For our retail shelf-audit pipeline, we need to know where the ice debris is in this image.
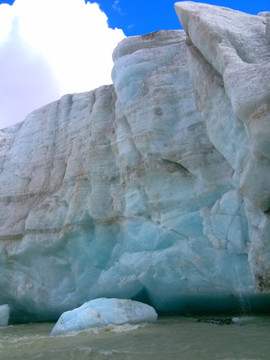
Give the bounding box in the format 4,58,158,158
50,298,157,336
0,304,10,326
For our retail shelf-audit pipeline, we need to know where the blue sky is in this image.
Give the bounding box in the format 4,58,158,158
93,0,269,35
0,0,268,35
0,0,269,129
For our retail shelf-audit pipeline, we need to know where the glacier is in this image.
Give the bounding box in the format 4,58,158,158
50,298,157,336
0,3,270,322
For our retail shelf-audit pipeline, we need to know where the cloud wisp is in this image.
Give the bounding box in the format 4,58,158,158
112,0,123,14
0,0,125,129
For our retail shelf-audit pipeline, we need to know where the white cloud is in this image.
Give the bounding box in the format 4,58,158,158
0,0,125,129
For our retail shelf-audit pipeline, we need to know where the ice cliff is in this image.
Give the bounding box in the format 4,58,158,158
0,2,270,322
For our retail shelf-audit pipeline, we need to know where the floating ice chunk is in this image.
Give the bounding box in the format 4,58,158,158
51,298,157,336
0,304,10,326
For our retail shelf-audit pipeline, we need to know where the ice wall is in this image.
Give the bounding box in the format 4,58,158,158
0,4,269,322
175,1,270,293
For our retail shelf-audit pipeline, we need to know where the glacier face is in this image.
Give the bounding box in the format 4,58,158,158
0,6,269,322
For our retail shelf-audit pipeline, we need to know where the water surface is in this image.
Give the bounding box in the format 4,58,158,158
1,316,270,359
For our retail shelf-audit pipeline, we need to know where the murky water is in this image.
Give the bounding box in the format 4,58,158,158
1,316,270,359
